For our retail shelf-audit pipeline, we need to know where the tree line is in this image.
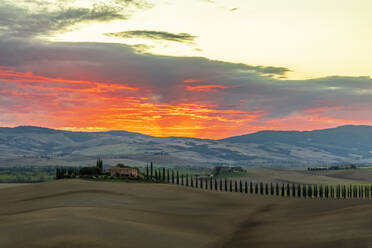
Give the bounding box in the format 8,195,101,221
55,159,103,179
56,161,372,199
145,163,372,199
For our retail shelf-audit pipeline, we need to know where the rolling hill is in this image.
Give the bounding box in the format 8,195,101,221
1,180,372,248
1,125,372,168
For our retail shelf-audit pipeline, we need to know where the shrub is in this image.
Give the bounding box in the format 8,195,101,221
80,166,101,176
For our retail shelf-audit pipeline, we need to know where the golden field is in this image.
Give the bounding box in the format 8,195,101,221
0,179,372,247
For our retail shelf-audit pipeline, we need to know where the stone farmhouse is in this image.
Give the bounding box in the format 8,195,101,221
106,165,143,178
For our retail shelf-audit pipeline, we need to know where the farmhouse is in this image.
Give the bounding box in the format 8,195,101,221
106,164,142,178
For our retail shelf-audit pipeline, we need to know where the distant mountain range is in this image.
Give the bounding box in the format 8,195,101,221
1,125,372,168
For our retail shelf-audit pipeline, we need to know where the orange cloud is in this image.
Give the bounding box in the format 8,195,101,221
183,79,203,83
185,84,229,92
1,67,371,139
0,67,261,139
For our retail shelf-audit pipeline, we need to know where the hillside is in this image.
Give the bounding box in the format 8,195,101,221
1,180,372,248
1,125,372,167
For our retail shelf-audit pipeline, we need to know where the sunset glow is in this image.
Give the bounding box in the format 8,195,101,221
0,0,372,138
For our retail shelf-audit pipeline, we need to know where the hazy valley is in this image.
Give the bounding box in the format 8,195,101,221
1,125,372,168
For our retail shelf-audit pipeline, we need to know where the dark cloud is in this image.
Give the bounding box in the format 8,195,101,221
0,0,150,38
106,30,197,43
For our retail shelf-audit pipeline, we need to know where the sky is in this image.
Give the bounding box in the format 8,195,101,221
0,0,371,139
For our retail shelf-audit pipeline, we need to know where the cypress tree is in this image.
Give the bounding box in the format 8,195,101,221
366,185,369,198
215,179,218,191
260,182,263,195
292,184,296,198
210,177,213,191
303,184,307,199
265,183,269,195
281,184,285,197
332,185,335,199
200,176,203,189
250,182,253,194
225,179,228,192
287,184,290,197
155,170,158,181
96,159,103,174
239,180,243,193
186,174,189,186
346,185,349,199
150,162,153,180
351,185,354,198
163,168,166,182
171,170,175,184
275,183,279,196
234,181,237,193
354,185,357,199
297,184,301,198
167,169,170,183
190,176,194,187
195,176,199,188
230,180,233,192
245,181,248,193
342,185,346,199
255,183,259,194
358,185,362,199
308,185,313,199
181,174,184,185
146,165,149,180
270,183,274,195
220,179,223,191
176,171,179,185
366,185,369,199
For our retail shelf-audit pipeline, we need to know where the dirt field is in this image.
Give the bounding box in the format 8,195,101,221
1,179,372,248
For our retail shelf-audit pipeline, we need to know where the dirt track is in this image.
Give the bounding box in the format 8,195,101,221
0,179,372,248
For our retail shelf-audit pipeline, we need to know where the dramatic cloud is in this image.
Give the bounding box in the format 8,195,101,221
105,30,197,43
0,38,371,138
0,0,150,38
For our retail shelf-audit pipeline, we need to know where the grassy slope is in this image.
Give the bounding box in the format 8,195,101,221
0,180,372,247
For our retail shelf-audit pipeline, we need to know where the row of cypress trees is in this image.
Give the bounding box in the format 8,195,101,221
56,167,80,179
146,165,372,199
